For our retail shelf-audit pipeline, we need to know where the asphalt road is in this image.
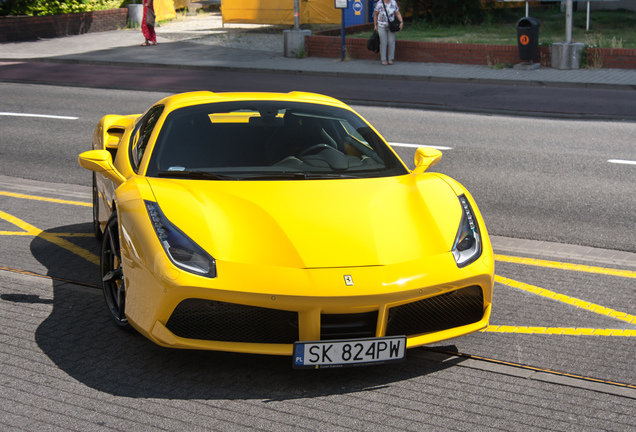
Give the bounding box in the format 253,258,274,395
363,105,636,253
1,81,636,430
1,60,636,120
2,83,635,252
1,157,635,431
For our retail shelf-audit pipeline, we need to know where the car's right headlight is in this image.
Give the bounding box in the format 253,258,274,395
145,201,217,278
451,195,482,268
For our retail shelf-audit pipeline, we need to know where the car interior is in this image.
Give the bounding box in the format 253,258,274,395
147,102,406,178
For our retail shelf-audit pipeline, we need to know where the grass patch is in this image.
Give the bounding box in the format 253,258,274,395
350,7,636,49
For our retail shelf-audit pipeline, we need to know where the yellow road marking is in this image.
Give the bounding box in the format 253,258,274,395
0,210,99,265
495,254,636,278
0,191,91,207
482,326,636,336
495,274,636,325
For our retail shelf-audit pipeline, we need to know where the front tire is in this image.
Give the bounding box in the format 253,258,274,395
101,213,130,330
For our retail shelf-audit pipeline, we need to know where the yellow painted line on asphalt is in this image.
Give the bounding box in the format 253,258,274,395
0,210,99,265
495,254,636,278
0,191,91,207
482,326,636,336
495,274,636,325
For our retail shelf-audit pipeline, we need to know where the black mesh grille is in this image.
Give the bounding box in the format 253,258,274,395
165,299,299,344
321,311,378,340
386,286,484,337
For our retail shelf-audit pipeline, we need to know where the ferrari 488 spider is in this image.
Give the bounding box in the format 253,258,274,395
79,91,493,368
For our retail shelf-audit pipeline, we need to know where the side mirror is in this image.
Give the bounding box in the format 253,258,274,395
78,150,126,185
412,147,442,174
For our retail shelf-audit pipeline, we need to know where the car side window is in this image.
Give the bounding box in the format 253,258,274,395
130,105,164,173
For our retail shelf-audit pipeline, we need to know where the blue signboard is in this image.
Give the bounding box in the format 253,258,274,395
344,0,368,24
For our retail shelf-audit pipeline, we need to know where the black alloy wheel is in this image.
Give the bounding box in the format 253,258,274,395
101,213,130,329
92,173,103,242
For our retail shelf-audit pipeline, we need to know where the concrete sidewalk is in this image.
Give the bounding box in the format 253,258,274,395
0,13,635,90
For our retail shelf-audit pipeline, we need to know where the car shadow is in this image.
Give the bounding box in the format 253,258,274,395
30,221,101,287
30,223,467,400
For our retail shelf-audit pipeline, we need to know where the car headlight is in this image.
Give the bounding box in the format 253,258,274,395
145,201,217,278
452,195,482,268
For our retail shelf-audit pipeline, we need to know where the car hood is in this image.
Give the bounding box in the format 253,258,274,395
146,175,462,269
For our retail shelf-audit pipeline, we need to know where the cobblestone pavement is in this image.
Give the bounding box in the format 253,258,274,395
2,269,635,431
1,177,635,431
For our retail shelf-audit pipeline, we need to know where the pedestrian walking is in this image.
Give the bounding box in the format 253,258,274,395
373,0,403,65
141,0,157,46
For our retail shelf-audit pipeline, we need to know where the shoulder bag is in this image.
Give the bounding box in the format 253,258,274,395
382,1,401,33
146,8,156,27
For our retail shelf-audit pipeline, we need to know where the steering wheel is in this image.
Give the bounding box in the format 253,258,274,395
298,143,333,158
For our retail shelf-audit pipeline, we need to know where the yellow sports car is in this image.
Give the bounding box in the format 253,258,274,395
79,91,493,369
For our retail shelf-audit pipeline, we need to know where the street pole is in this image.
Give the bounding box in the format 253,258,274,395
294,0,300,31
341,8,345,61
565,0,573,43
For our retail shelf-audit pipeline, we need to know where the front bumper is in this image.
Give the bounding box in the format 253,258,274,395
123,252,494,356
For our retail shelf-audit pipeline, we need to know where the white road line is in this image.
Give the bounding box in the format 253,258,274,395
0,112,78,120
389,142,453,150
608,159,636,166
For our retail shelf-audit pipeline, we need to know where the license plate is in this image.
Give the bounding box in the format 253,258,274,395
293,336,406,369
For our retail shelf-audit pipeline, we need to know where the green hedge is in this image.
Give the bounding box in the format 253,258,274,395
399,0,508,26
0,0,127,16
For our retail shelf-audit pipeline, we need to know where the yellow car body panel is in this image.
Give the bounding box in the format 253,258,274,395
146,174,457,268
117,172,493,355
79,91,495,360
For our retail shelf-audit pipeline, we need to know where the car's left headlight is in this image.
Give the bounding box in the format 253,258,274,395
145,201,217,278
452,195,482,268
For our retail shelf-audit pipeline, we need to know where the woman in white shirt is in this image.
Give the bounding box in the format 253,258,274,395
373,0,403,65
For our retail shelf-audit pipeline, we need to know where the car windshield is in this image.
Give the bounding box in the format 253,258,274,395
146,101,408,179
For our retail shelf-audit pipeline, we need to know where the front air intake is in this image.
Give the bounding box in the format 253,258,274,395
386,286,484,337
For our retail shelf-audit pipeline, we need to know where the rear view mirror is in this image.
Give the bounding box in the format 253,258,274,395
249,116,284,127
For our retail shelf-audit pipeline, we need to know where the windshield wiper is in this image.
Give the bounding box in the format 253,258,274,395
240,173,361,180
156,170,239,180
303,173,361,179
237,173,309,180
